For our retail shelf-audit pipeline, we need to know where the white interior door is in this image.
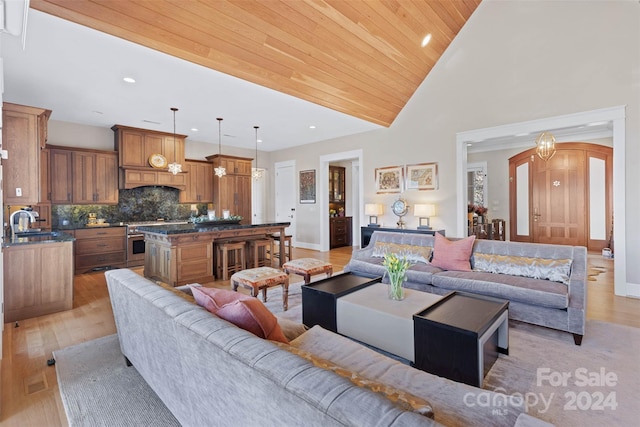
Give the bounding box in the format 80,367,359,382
251,168,266,224
275,161,296,244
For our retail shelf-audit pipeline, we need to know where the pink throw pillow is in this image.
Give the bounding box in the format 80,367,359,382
430,233,476,271
190,286,288,344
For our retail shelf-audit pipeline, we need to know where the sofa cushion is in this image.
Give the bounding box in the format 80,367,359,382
190,286,289,343
430,234,475,271
274,341,434,419
372,242,432,264
431,271,569,309
473,253,572,285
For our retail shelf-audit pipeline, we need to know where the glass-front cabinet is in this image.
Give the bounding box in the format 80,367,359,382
329,166,345,203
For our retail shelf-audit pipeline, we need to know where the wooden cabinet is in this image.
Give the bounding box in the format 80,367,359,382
72,151,118,204
74,227,126,273
49,149,73,203
119,168,187,190
330,216,352,248
32,204,52,230
3,241,74,322
180,160,213,203
146,241,173,284
329,166,346,203
206,155,253,224
177,242,213,283
112,125,186,169
2,102,51,205
40,148,51,203
47,146,118,204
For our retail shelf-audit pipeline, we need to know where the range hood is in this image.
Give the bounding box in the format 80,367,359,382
120,168,187,191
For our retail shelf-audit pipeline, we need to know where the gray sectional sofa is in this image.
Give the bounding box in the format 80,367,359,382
105,268,550,427
345,231,587,345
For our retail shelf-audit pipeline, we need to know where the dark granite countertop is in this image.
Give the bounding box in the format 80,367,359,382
137,222,290,235
2,231,76,248
55,223,127,231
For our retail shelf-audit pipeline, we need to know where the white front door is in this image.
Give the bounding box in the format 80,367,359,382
275,161,296,245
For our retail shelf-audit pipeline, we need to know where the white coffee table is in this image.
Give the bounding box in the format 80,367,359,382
336,283,442,361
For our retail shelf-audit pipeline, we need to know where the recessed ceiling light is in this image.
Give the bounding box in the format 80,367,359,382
191,128,199,132
257,139,263,143
309,125,316,129
421,34,432,47
467,143,473,146
123,77,136,83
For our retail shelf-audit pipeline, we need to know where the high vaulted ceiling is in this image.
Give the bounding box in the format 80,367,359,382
31,0,481,128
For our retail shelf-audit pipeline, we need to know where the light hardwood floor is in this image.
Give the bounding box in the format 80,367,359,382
1,247,637,426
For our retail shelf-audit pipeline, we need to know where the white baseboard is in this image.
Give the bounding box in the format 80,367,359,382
625,281,640,298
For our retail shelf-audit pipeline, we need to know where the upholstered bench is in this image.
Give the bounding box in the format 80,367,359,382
230,267,289,311
283,258,333,284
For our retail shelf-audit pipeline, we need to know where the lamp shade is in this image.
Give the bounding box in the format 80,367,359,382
365,204,383,216
414,204,435,218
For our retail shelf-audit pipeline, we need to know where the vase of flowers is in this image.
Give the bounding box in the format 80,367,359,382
382,253,412,301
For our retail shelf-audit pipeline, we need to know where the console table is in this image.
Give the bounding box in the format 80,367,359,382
360,226,445,248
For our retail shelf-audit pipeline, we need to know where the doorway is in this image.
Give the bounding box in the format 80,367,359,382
509,144,612,249
456,105,628,296
274,161,296,245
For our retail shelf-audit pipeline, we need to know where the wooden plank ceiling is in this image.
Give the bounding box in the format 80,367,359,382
31,0,481,127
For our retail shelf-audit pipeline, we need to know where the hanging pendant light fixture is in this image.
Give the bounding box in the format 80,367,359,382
214,117,226,177
535,131,557,161
252,125,263,180
167,107,182,175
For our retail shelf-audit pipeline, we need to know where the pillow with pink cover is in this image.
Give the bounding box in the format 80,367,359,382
430,233,476,271
190,286,288,344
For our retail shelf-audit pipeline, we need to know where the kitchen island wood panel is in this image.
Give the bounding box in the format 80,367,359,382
139,222,290,286
3,240,74,322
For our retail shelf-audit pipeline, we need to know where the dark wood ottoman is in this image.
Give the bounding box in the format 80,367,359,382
413,291,509,387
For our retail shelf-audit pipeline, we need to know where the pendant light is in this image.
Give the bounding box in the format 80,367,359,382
535,131,557,161
167,107,182,175
252,125,263,180
214,117,226,177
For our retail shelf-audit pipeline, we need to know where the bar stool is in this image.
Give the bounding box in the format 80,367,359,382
215,240,246,281
247,238,273,268
270,233,293,262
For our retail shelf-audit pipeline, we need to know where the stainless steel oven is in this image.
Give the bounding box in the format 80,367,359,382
127,233,146,267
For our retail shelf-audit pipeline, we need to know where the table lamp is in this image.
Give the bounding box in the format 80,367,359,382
414,204,435,229
364,203,383,227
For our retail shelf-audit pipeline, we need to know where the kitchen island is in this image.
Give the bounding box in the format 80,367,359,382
3,231,76,322
137,222,291,286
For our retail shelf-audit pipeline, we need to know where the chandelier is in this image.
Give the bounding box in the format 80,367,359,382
252,125,263,180
535,131,557,161
167,107,182,175
214,117,226,177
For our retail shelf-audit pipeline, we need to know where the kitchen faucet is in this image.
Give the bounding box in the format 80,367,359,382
9,209,38,236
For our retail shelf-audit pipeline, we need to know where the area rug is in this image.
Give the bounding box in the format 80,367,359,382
54,334,180,427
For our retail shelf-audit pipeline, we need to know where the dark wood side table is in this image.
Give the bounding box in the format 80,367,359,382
413,291,509,387
302,273,381,332
360,226,445,248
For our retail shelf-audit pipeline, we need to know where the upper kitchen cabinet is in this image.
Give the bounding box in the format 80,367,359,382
180,160,213,203
112,125,186,169
47,146,118,204
72,150,118,204
2,102,51,205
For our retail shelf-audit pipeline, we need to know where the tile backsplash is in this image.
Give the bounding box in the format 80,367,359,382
52,187,207,226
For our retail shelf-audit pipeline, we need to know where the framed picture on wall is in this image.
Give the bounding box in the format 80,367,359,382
299,169,316,203
375,165,403,194
406,162,438,190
